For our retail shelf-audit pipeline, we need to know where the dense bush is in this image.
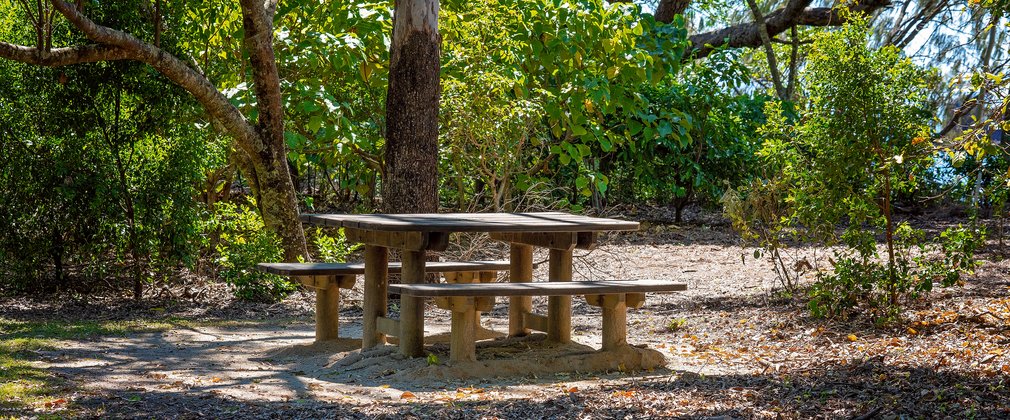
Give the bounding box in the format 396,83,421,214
726,17,985,321
613,50,766,221
0,58,206,295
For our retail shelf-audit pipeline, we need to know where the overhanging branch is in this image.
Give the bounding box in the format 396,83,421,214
688,0,892,59
14,0,267,157
0,42,130,66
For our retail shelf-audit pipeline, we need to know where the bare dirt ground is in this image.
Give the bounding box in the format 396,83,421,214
4,208,1010,419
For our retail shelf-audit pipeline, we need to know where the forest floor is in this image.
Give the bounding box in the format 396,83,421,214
3,207,1010,419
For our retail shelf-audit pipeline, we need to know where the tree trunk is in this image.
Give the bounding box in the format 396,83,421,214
655,0,691,23
252,154,307,262
383,0,441,214
237,0,308,262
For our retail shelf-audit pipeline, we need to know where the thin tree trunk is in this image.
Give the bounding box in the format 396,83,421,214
383,0,441,214
747,0,788,101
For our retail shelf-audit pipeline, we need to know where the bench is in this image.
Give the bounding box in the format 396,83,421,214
388,280,687,362
256,260,510,341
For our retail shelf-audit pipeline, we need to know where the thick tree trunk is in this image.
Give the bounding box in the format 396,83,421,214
655,0,691,23
383,0,441,214
238,1,308,262
252,154,307,262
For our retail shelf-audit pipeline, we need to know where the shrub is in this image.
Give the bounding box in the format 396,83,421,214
310,228,360,263
808,224,985,321
206,199,293,302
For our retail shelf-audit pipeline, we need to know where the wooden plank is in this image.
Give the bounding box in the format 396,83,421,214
476,271,496,311
315,282,340,341
600,294,628,350
292,275,319,289
300,212,640,233
548,248,573,343
576,231,598,250
626,292,646,309
376,316,400,337
257,260,509,276
399,249,426,358
508,244,533,336
585,292,646,309
362,245,388,348
388,280,688,297
489,232,578,250
523,312,549,332
344,227,431,251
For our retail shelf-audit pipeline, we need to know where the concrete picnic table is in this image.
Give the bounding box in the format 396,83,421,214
299,212,640,357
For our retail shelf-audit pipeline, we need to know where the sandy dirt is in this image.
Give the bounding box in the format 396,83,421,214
6,210,1010,418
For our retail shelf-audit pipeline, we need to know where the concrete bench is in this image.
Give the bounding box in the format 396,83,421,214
256,260,510,341
388,280,687,362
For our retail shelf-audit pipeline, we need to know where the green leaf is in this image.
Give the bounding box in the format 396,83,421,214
307,115,323,133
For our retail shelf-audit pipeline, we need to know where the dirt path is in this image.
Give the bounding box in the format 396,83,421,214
8,222,1010,418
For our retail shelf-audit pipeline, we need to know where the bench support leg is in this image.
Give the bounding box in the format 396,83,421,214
548,248,573,343
450,300,477,362
315,279,340,341
400,249,426,357
363,245,388,348
508,244,534,336
600,294,628,351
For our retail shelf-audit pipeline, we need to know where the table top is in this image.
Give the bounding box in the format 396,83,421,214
299,212,639,233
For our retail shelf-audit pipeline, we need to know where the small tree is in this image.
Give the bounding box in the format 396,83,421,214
748,16,983,320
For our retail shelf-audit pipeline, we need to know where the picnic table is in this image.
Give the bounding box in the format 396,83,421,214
299,212,642,358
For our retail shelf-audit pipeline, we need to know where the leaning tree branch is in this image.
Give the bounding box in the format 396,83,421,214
0,42,130,65
24,0,268,158
688,0,892,59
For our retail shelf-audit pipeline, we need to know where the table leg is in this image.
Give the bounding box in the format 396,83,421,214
399,249,426,357
547,247,573,343
363,245,388,348
450,298,477,362
509,244,533,336
601,294,628,350
315,278,340,341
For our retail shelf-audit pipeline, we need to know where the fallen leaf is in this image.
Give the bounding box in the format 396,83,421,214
401,391,417,399
847,334,858,342
211,377,223,383
43,398,67,408
567,387,579,393
907,327,918,335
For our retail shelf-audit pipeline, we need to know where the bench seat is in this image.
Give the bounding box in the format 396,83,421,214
255,260,510,342
388,280,687,362
389,280,687,297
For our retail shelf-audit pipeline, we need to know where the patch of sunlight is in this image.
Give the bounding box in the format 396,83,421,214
0,317,268,341
0,342,64,414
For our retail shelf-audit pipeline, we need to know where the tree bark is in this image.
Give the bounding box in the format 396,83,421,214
655,0,691,24
0,1,308,262
383,0,441,214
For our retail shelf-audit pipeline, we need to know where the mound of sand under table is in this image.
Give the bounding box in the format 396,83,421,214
263,333,665,390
